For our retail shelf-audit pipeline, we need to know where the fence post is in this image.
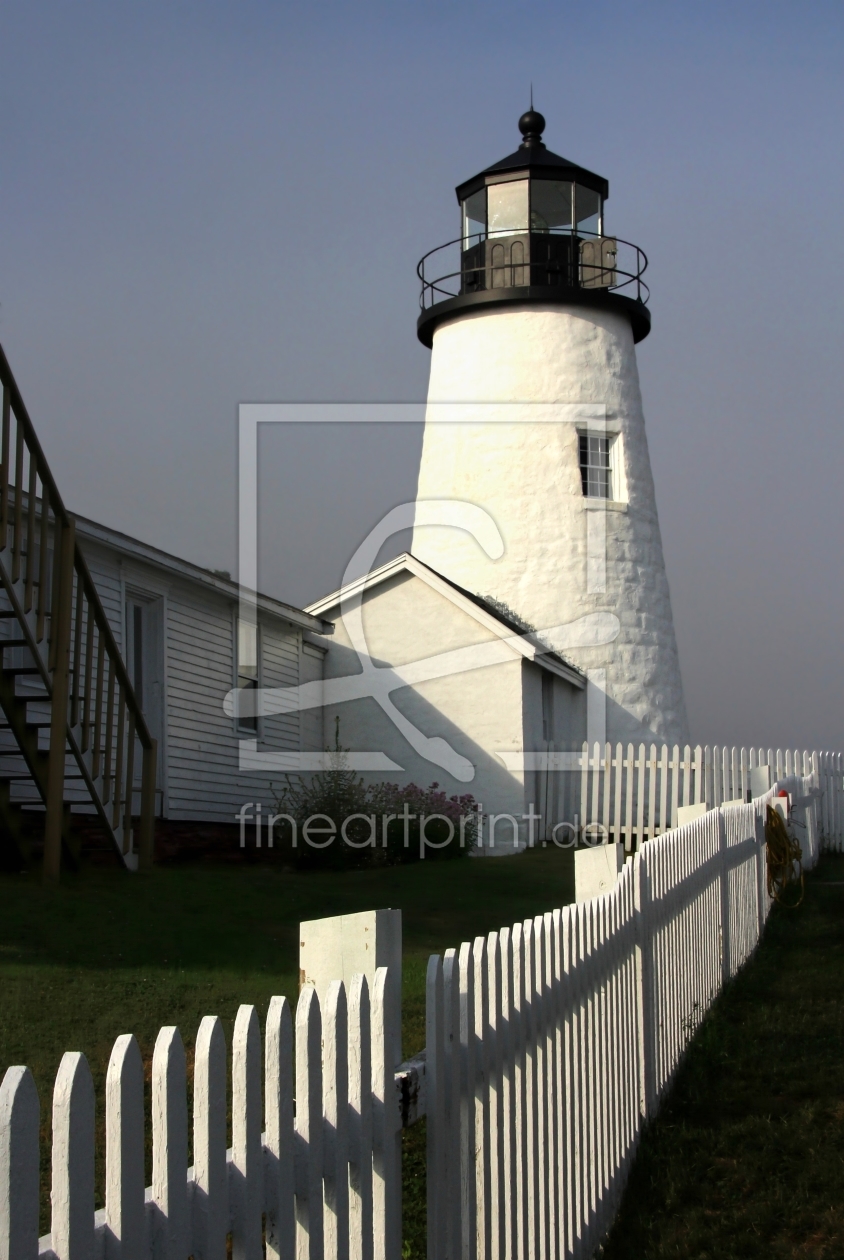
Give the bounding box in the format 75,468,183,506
0,1066,40,1260
105,1034,145,1260
43,516,75,882
51,1051,95,1260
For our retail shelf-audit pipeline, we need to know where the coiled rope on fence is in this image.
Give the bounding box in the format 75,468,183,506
765,803,804,907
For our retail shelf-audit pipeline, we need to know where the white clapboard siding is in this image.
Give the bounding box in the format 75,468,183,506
3,969,399,1260
424,762,820,1260
82,534,311,826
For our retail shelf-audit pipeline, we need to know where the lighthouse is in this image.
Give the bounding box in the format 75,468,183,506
411,109,689,748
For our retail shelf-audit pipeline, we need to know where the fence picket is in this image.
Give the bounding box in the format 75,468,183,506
193,1016,227,1260
650,745,660,846
232,1006,263,1260
426,957,445,1260
295,986,324,1260
486,932,504,1260
472,936,490,1260
323,982,349,1260
265,996,295,1260
440,955,460,1260
0,1066,40,1260
612,743,623,849
510,925,527,1260
105,1034,145,1260
372,967,400,1260
634,745,646,843
347,977,373,1260
458,941,477,1260
151,1027,188,1260
51,1052,95,1260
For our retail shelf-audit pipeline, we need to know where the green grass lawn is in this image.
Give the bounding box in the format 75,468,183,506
0,846,574,1242
603,853,844,1260
5,848,840,1257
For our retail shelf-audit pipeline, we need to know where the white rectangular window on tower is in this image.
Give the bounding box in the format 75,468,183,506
579,433,612,499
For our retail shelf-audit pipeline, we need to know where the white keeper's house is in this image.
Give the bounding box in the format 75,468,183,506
72,514,332,828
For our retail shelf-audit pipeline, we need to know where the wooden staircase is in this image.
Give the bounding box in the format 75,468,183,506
0,345,156,877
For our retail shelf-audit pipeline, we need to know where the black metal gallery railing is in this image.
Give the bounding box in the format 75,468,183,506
417,227,649,312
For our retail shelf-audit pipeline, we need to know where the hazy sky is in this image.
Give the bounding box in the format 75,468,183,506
2,2,843,751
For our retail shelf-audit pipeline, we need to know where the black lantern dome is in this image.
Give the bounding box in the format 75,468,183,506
416,111,650,347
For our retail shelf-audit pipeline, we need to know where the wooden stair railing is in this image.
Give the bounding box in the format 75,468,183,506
0,344,156,877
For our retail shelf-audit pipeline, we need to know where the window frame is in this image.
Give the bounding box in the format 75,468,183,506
577,427,626,503
234,613,262,737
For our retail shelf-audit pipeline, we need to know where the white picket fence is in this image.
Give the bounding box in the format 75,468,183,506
423,773,825,1259
0,756,838,1260
0,973,402,1260
565,744,843,848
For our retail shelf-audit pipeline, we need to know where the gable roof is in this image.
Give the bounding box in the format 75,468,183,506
306,552,585,689
74,513,332,635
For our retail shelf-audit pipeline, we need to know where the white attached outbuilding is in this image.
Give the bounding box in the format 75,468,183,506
306,553,586,850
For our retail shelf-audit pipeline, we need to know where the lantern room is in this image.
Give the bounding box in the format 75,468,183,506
417,110,650,347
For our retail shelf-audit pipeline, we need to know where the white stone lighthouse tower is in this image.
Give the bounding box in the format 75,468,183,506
412,109,689,747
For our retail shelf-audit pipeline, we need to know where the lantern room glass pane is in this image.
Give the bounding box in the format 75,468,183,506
462,190,486,245
530,180,573,232
487,179,529,236
575,185,601,236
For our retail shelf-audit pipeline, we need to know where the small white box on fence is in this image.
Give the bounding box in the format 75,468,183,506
676,801,709,827
574,841,624,902
750,764,772,798
721,798,746,810
299,908,403,1067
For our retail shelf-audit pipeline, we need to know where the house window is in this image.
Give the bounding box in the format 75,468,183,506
579,434,612,499
236,617,260,734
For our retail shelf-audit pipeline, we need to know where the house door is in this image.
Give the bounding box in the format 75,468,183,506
125,593,165,811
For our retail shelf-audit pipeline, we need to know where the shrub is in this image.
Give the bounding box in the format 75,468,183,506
271,728,479,870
